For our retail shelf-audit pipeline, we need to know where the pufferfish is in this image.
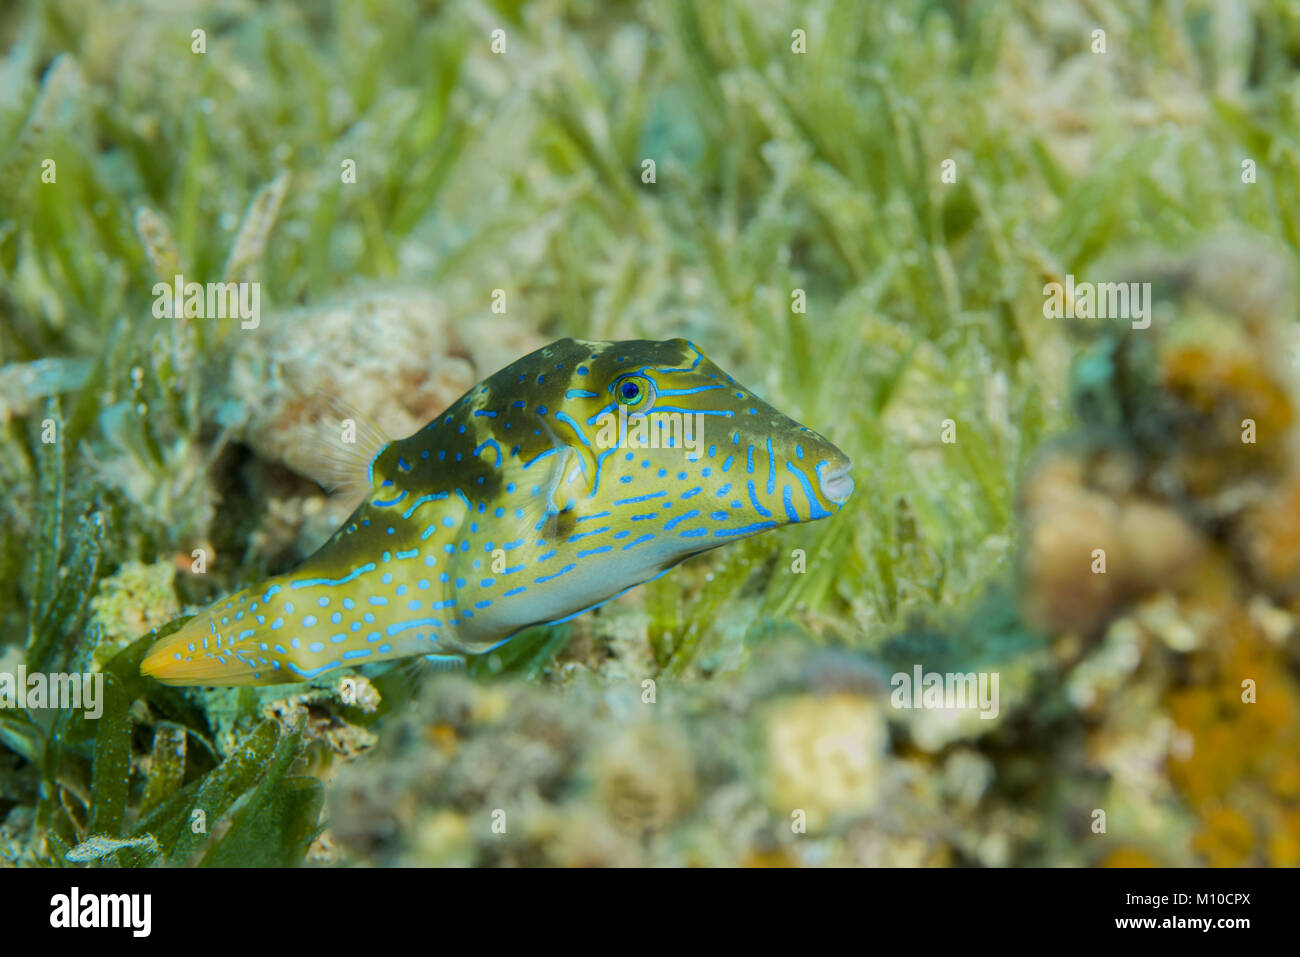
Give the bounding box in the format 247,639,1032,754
141,338,854,686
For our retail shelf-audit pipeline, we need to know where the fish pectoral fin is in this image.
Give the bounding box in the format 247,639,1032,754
510,440,586,543
538,416,601,503
549,411,600,500
561,443,599,502
296,389,393,496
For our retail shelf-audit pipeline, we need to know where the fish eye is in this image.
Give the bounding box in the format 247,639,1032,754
612,374,656,411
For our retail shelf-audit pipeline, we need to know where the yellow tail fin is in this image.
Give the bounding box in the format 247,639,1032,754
141,605,281,687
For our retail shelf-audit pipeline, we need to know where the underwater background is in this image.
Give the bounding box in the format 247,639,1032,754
1,0,1299,867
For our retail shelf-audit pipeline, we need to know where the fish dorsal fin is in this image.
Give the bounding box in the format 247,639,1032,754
297,390,392,495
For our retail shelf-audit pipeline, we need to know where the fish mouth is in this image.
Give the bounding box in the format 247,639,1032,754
817,462,855,505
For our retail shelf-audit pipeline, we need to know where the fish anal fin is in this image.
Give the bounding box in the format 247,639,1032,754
422,653,466,672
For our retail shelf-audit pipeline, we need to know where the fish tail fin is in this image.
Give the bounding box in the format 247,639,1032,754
140,594,285,687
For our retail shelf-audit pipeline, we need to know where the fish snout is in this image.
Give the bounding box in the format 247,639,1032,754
817,457,855,506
